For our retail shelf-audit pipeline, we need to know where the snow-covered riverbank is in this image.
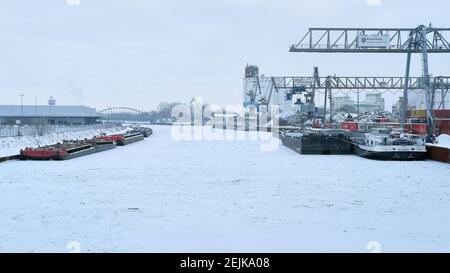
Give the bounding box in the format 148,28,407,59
0,125,449,252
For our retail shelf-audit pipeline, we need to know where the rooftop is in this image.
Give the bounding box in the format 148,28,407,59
0,105,99,118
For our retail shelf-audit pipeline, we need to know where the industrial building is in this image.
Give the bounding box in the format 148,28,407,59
243,65,314,114
334,95,355,111
357,93,385,113
0,98,99,126
333,93,385,113
407,89,450,110
392,97,405,118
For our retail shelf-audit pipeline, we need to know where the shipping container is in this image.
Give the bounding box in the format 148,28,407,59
412,123,428,135
342,121,358,132
434,110,450,119
409,110,427,118
407,110,450,119
436,119,450,135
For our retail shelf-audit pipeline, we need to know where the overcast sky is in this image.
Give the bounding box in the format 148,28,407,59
0,0,449,111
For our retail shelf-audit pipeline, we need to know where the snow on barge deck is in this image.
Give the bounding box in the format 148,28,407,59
97,132,144,146
19,139,116,161
129,126,153,137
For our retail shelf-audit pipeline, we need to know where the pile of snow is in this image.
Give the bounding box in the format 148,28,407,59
333,112,344,122
333,112,354,123
0,125,129,157
434,134,450,149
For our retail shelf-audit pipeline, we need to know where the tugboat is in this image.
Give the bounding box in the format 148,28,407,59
352,128,427,160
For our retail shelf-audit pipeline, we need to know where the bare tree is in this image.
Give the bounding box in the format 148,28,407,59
157,102,182,119
35,118,48,136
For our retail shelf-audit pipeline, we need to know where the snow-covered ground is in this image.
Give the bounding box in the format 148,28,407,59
0,125,128,157
0,125,449,253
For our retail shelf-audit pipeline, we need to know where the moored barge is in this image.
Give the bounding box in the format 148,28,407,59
97,132,144,146
280,129,355,155
129,126,153,137
20,139,116,161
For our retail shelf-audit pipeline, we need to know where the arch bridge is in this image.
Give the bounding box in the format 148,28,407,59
98,107,148,122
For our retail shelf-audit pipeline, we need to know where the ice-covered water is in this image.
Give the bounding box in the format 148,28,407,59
0,125,449,252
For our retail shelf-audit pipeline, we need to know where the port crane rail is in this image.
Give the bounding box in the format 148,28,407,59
274,75,450,124
290,27,450,53
273,76,450,90
251,75,449,115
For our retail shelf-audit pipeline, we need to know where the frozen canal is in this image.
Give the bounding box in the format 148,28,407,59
1,125,450,253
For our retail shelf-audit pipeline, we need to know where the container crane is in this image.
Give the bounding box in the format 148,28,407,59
289,25,450,141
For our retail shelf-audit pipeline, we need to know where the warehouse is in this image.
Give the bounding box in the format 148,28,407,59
0,104,99,125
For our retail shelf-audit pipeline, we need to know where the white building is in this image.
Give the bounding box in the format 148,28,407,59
355,93,385,113
334,95,355,110
408,89,450,110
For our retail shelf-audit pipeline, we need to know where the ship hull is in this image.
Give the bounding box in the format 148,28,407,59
280,134,353,155
353,145,427,160
116,134,145,146
20,141,117,161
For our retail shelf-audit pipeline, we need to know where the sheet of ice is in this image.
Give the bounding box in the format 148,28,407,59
0,125,449,253
0,126,129,157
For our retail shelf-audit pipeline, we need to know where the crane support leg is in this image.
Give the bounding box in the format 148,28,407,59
401,51,411,133
323,83,328,127
419,26,434,139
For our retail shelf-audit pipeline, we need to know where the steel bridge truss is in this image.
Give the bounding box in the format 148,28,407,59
98,107,146,122
290,27,450,53
272,76,450,90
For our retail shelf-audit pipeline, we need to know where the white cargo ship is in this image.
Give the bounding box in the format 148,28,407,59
353,129,427,160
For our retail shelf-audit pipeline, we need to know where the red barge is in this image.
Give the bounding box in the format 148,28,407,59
97,132,144,146
19,127,150,161
20,139,116,161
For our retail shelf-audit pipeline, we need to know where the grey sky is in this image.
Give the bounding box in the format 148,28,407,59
1,0,449,111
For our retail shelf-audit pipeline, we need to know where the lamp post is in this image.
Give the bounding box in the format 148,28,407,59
20,94,24,125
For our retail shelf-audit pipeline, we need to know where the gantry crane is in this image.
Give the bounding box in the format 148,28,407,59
271,74,449,123
289,25,450,140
